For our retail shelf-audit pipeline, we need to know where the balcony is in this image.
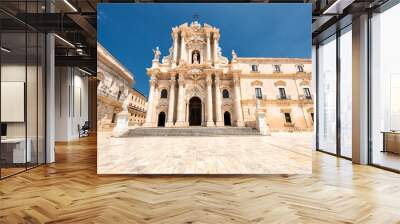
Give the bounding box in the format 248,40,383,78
299,94,312,100
284,122,295,128
276,94,291,100
253,94,267,100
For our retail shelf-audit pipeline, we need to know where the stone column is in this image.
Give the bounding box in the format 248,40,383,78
206,33,211,63
143,76,157,127
206,74,214,127
175,77,186,127
214,75,223,126
173,33,178,64
180,35,186,64
166,75,176,127
233,74,244,127
213,34,219,65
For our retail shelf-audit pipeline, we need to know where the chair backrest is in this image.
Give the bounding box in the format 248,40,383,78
82,121,90,129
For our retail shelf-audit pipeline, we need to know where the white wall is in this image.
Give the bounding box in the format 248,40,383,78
54,67,89,141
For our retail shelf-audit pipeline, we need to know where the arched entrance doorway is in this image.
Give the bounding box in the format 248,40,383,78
157,112,166,127
224,111,231,126
189,97,202,126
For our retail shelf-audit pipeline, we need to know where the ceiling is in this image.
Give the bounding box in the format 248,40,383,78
0,0,392,73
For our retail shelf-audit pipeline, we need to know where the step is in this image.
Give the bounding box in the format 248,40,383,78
125,127,260,137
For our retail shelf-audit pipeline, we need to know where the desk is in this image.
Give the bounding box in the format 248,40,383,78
1,138,31,163
382,131,400,154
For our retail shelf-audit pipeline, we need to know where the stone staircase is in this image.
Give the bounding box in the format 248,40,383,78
125,127,260,137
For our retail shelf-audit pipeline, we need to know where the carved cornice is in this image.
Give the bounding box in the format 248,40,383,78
241,99,313,106
168,70,177,78
236,57,311,64
147,68,161,76
97,43,134,84
240,72,312,79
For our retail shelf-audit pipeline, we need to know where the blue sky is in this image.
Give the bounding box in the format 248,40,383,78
98,4,311,96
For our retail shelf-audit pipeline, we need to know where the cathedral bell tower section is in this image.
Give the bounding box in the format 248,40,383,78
169,21,222,67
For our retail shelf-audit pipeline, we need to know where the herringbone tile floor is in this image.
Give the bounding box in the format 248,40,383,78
1,135,400,223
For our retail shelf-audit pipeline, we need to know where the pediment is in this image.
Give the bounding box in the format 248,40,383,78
299,80,310,86
274,80,287,87
251,80,263,86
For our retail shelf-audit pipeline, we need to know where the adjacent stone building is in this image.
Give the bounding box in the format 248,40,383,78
143,21,313,132
97,43,147,131
128,88,147,126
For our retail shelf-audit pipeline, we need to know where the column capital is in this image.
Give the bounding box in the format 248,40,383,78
213,33,220,41
204,69,214,76
233,76,241,86
214,76,221,86
172,31,179,39
169,78,176,86
178,78,185,86
206,77,213,85
149,76,157,86
168,70,177,77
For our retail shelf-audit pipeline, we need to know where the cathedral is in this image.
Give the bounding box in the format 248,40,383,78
143,21,313,132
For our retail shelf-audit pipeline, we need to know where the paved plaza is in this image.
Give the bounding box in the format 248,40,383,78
97,132,312,174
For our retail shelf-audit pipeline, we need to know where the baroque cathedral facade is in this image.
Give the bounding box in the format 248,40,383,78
143,21,313,132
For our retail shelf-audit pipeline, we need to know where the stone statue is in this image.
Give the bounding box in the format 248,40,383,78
256,97,261,110
153,46,161,61
193,51,200,64
232,49,237,59
113,93,132,137
254,97,271,136
121,93,131,111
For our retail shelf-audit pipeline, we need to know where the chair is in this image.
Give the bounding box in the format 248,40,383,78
79,121,90,138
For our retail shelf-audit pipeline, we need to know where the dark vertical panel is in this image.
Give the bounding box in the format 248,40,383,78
0,21,2,179
315,45,319,150
336,28,341,157
24,0,28,171
367,11,373,165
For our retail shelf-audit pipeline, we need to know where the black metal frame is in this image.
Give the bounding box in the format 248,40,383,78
316,0,400,172
315,22,353,162
367,1,400,173
0,0,47,180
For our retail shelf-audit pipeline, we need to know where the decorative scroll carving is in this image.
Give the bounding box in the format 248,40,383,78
185,84,206,101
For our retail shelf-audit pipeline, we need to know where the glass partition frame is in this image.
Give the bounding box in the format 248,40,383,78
316,24,353,160
0,1,47,179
